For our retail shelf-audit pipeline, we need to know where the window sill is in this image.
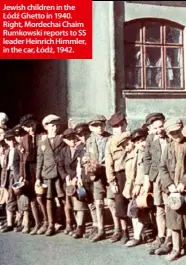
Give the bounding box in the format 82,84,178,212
122,90,186,98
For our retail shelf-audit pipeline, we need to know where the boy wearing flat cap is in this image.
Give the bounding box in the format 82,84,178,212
84,114,111,242
0,130,20,232
60,128,89,237
105,112,131,244
160,118,186,261
124,127,148,247
36,114,65,236
143,112,173,255
19,113,47,235
74,123,99,239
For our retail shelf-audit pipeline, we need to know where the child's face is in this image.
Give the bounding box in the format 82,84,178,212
15,136,21,143
77,131,90,144
46,123,60,135
149,120,165,138
168,129,184,143
125,140,135,152
135,139,146,151
112,121,127,135
89,123,105,136
23,123,36,135
64,135,77,147
5,138,14,147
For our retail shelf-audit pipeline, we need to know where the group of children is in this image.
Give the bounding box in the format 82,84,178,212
0,111,186,262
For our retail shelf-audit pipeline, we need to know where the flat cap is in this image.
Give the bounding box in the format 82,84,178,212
12,124,26,136
145,112,165,126
0,113,8,122
74,123,90,134
131,127,148,142
4,129,15,140
89,115,106,125
108,112,126,127
116,131,131,147
42,114,61,126
62,128,77,138
20,113,36,127
164,118,183,133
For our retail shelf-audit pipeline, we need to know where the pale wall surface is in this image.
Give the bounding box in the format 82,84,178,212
67,1,117,126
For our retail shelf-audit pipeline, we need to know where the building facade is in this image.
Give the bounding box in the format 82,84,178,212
2,1,186,129
67,1,186,129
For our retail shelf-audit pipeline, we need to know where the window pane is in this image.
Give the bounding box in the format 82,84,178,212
125,67,142,89
145,47,162,88
146,47,162,66
166,68,182,88
145,22,161,43
166,26,182,44
166,48,182,67
124,46,141,67
124,23,141,43
146,67,163,88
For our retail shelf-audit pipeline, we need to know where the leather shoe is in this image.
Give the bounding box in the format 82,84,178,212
120,229,129,244
22,226,30,234
14,225,23,232
84,226,98,239
37,224,48,235
64,224,73,235
30,225,40,235
165,250,180,261
91,231,106,243
148,237,165,255
73,226,85,239
109,232,122,243
1,225,13,233
45,226,55,236
126,238,141,247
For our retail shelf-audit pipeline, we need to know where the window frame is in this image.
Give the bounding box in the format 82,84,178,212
123,18,185,92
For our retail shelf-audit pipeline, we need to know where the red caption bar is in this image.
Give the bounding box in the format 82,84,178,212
0,0,92,59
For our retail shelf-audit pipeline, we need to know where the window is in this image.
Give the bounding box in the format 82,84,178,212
124,19,184,90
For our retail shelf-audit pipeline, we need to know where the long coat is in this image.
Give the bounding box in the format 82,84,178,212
105,134,127,184
1,146,20,188
159,139,186,230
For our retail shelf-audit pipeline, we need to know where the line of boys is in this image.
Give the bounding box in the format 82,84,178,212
0,111,186,262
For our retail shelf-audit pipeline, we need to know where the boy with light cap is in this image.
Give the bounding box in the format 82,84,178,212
84,114,111,242
105,112,130,244
36,114,65,236
160,118,186,261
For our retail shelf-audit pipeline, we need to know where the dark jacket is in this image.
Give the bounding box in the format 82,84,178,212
36,135,65,180
20,133,41,180
143,134,155,176
144,134,170,182
59,143,85,181
1,145,20,188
